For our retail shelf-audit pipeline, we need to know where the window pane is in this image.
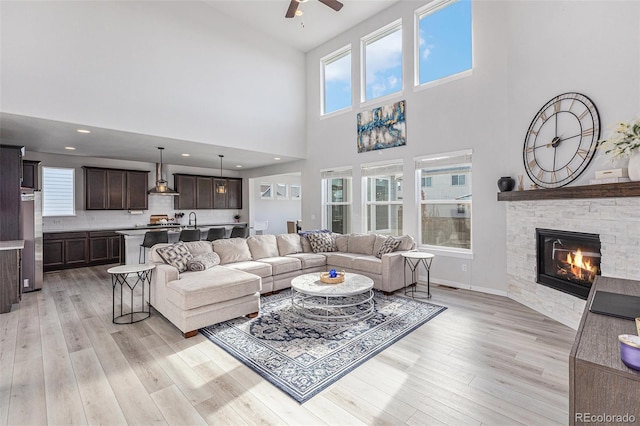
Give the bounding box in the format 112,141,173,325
364,26,402,101
421,167,471,200
327,205,350,234
418,0,472,85
43,167,75,216
421,203,471,249
330,178,348,203
375,178,389,202
366,204,402,235
323,51,352,114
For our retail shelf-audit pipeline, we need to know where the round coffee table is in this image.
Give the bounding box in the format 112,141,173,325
291,272,374,324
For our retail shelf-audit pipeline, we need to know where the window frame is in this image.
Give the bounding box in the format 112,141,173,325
321,168,353,234
361,160,403,236
416,150,473,257
360,19,403,105
42,166,76,217
321,44,353,117
413,0,473,90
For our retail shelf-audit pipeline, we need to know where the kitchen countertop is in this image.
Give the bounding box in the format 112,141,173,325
44,222,248,235
0,240,25,251
115,223,248,237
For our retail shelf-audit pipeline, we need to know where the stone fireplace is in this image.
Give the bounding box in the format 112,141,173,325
536,228,601,300
501,184,640,329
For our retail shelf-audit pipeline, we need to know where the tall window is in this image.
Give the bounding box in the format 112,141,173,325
321,168,352,234
362,21,403,102
417,151,471,251
362,161,403,236
322,46,352,115
415,0,472,86
42,167,75,216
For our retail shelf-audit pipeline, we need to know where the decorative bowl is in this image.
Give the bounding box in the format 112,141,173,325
618,334,640,371
320,271,345,284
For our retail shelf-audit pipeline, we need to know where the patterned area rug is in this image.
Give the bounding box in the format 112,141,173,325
200,289,447,403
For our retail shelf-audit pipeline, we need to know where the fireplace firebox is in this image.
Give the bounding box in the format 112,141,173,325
536,228,601,300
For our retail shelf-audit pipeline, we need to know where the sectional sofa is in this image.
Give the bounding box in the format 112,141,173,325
148,232,416,337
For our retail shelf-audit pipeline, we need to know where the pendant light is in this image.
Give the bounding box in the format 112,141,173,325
148,147,179,195
216,154,227,194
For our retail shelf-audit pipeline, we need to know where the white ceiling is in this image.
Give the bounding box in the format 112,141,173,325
1,0,400,170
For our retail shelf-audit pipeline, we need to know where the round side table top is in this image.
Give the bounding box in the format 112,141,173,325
401,251,435,260
107,263,156,275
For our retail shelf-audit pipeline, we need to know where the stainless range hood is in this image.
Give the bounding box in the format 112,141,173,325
148,147,179,196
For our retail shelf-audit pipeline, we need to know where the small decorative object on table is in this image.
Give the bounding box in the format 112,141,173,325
599,117,640,181
233,214,240,223
497,176,515,192
618,334,640,371
517,175,524,191
320,269,345,284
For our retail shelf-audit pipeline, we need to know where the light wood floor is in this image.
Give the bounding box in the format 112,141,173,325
0,265,576,426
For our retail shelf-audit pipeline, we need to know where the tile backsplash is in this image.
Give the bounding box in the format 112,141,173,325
43,195,240,231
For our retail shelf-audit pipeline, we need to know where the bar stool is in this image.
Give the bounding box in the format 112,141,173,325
230,225,249,238
139,230,168,263
206,227,226,241
179,229,201,242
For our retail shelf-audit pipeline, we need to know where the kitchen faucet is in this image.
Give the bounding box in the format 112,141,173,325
188,211,197,229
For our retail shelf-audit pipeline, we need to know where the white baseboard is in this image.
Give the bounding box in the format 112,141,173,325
426,279,508,297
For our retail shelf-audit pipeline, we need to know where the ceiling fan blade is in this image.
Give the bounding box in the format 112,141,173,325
285,0,299,18
318,0,344,12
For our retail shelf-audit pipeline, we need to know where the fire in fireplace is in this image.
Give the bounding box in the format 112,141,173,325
536,228,601,299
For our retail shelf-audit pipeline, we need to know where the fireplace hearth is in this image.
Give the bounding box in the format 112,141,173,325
536,228,601,300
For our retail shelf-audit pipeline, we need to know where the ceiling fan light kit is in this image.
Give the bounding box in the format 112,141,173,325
285,0,343,18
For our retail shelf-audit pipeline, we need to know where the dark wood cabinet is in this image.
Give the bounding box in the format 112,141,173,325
0,145,23,241
44,230,120,271
196,177,213,209
84,167,149,210
175,174,242,210
0,247,22,314
21,160,40,190
174,174,197,209
127,171,149,210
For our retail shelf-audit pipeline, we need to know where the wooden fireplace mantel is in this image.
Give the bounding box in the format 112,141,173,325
497,181,640,202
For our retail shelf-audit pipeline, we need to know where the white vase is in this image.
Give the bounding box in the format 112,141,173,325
629,151,640,181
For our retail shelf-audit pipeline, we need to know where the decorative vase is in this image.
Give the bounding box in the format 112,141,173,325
628,151,640,181
497,176,515,192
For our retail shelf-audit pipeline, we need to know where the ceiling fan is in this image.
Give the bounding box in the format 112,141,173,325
285,0,344,18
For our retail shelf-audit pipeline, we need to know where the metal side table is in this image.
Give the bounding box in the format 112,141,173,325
401,251,435,299
108,263,155,324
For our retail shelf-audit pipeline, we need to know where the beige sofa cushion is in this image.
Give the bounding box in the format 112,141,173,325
184,241,214,256
396,235,416,251
373,235,387,255
286,253,327,269
348,234,376,255
256,256,302,275
352,255,383,275
247,235,279,260
213,238,252,265
324,252,359,269
166,266,260,310
334,234,349,252
224,260,272,278
276,234,303,256
300,236,313,253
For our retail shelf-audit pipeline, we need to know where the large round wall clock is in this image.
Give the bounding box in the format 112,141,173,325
523,92,600,189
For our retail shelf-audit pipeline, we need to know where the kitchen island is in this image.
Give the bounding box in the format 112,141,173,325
116,223,248,265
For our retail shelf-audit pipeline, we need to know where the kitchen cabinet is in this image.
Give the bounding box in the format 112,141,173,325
0,243,23,314
174,174,242,210
88,231,121,264
174,174,196,209
21,160,40,190
84,167,149,210
0,145,23,241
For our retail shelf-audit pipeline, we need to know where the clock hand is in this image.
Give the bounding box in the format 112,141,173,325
559,133,581,142
545,136,562,148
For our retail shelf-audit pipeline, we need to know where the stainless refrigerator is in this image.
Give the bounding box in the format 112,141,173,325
20,190,43,292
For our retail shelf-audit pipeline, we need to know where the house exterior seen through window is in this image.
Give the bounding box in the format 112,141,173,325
417,151,472,251
416,0,472,86
321,168,352,234
362,161,403,236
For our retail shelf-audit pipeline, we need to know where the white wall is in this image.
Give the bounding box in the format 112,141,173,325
301,0,640,295
26,152,244,232
0,1,306,158
248,174,302,235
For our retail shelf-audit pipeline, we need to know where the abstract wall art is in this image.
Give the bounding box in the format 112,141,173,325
357,100,406,153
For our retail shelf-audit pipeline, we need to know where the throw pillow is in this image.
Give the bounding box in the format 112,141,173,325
187,252,220,272
306,232,337,253
276,233,303,256
376,237,401,258
156,242,193,272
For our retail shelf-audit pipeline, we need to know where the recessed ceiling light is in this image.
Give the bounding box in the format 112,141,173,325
295,10,303,16
296,0,308,3
65,146,76,150
274,157,281,160
181,153,190,157
76,129,91,134
235,165,243,168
